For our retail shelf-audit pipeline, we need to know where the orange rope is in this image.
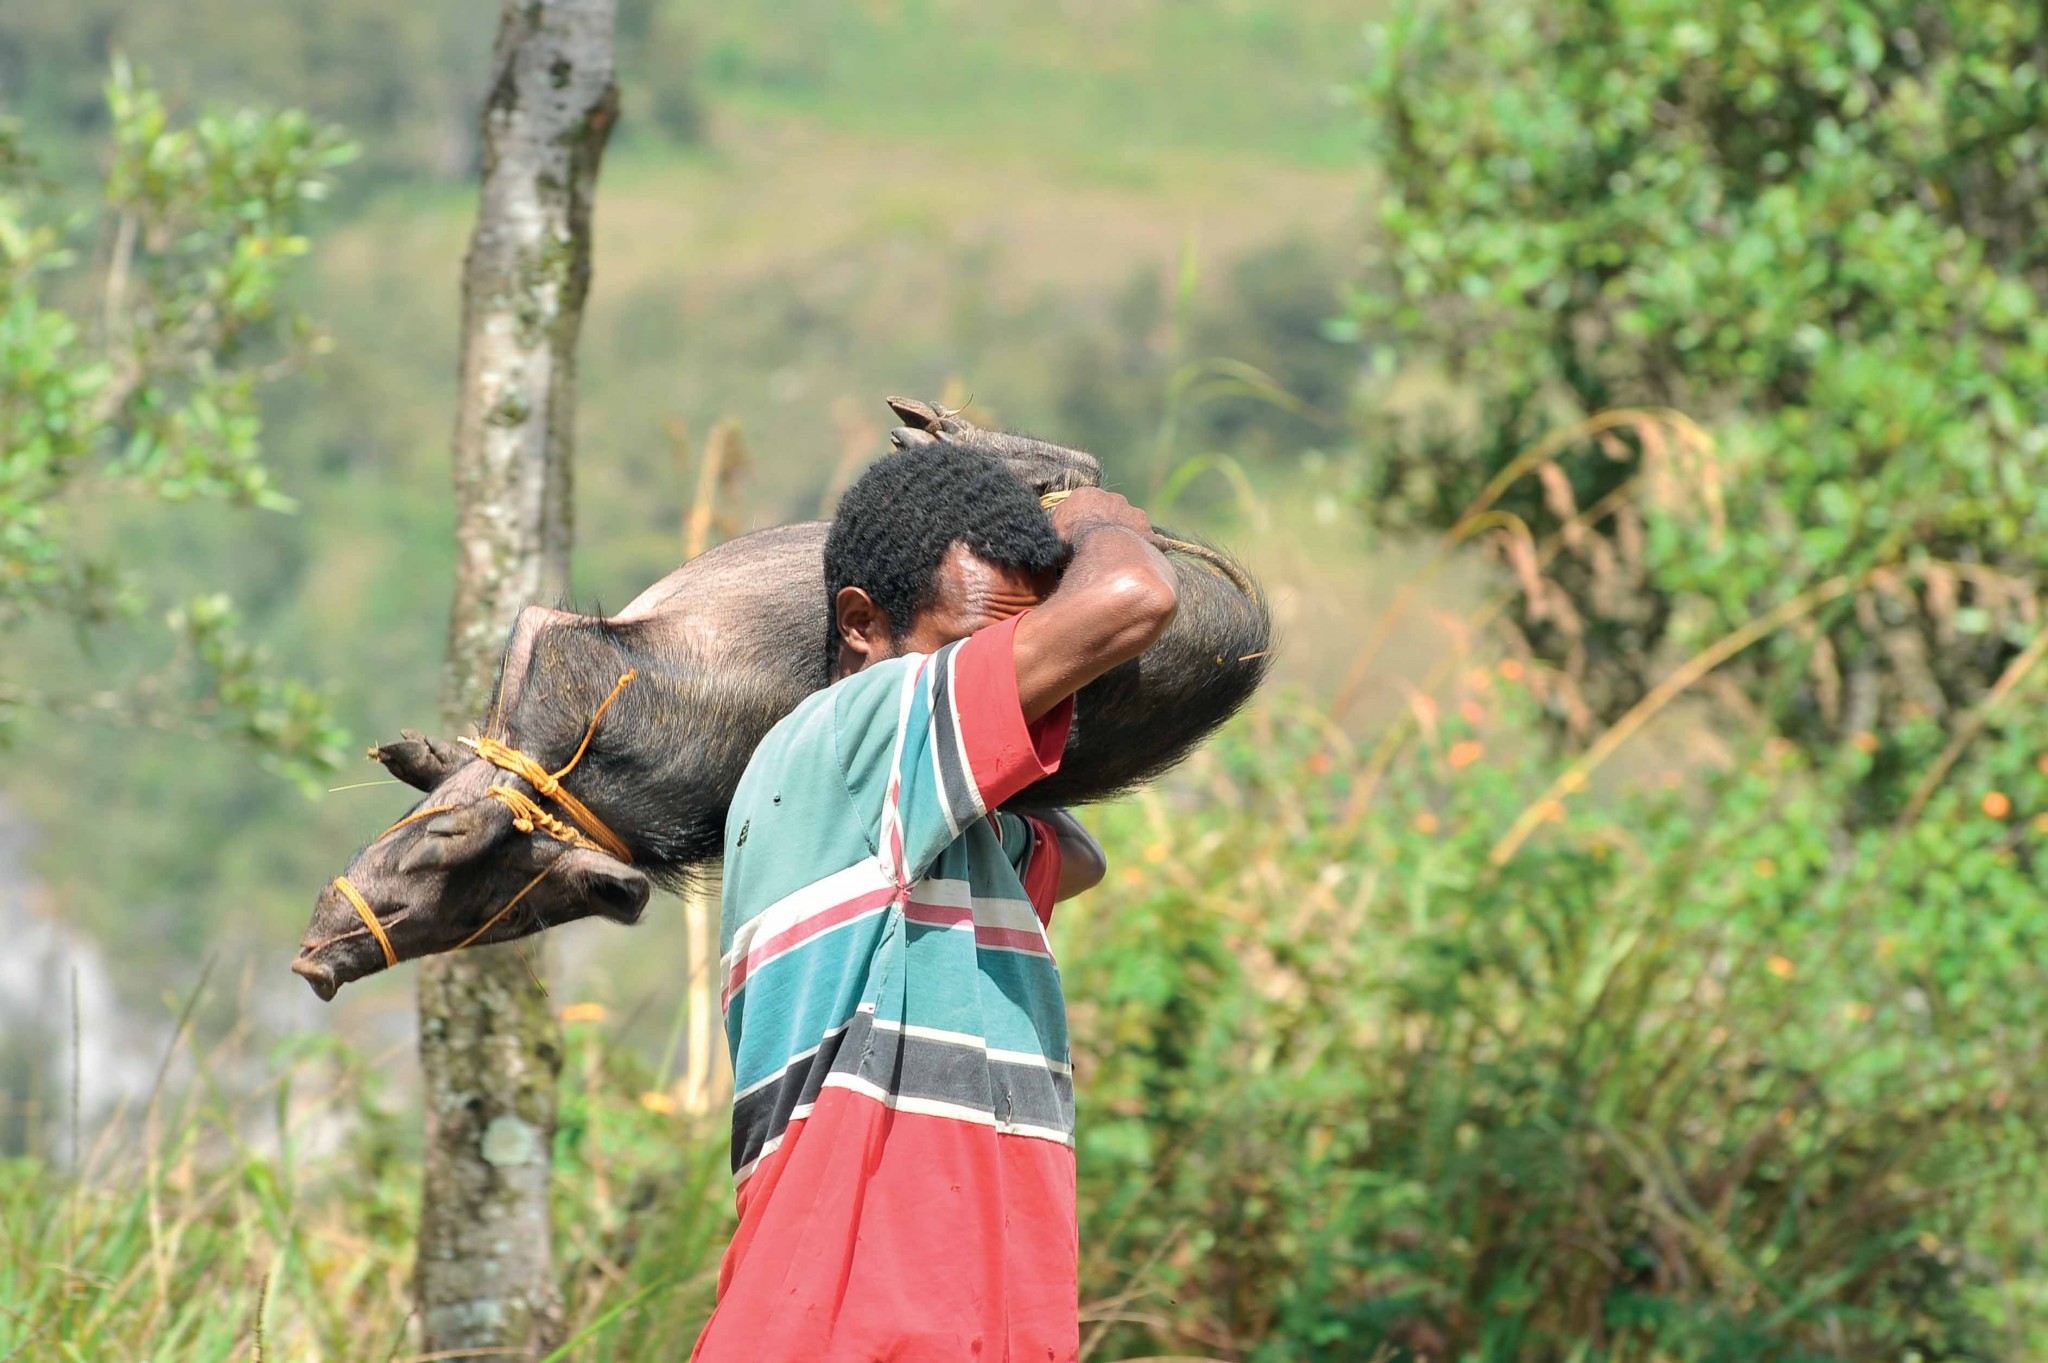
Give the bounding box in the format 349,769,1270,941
555,669,637,778
375,802,455,841
452,858,562,952
458,669,637,861
483,784,611,855
334,875,397,969
461,736,632,860
335,848,565,969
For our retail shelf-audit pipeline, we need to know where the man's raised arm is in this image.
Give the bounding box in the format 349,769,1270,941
1013,488,1179,723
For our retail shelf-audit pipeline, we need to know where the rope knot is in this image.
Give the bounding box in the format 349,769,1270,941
450,672,639,864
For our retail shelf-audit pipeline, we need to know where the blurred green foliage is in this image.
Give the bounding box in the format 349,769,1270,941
1,0,1356,198
3,1,489,189
1318,2,2048,1353
0,66,350,784
1350,0,2048,754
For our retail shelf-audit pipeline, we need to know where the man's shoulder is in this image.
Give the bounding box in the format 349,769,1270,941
731,686,835,813
826,652,925,719
743,654,922,777
716,658,917,912
728,656,936,842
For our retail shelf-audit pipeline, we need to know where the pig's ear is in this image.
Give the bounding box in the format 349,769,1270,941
399,802,510,873
369,729,467,791
556,848,652,925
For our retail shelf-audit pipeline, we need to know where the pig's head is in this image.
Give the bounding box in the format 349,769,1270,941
292,727,652,1001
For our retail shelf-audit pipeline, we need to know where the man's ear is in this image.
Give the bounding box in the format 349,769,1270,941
834,585,892,669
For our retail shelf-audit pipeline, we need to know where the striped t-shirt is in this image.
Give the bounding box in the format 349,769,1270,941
693,611,1078,1362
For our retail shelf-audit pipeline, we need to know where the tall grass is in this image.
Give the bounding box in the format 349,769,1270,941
0,1026,417,1359
0,1010,733,1361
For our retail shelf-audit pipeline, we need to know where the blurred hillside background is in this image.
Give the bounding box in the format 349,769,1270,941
4,1,2047,1359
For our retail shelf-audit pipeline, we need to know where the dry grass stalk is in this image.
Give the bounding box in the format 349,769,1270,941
817,395,879,518
1894,624,2048,830
683,418,750,562
1489,573,1867,867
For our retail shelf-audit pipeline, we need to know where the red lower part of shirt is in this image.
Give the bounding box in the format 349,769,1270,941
693,1085,1079,1363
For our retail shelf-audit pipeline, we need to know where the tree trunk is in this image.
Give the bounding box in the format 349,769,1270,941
678,876,733,1115
417,3,617,1357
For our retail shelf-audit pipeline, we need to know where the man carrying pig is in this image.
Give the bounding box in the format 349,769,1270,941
693,445,1178,1362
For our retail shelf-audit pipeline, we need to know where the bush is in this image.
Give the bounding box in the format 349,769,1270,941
1066,676,2045,1360
1346,0,2048,758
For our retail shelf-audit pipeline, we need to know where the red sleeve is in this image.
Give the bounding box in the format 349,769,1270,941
1018,815,1063,927
950,611,1075,812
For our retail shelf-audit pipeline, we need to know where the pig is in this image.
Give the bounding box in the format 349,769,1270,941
292,402,1270,999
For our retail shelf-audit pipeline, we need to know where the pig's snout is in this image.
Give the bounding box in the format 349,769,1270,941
292,880,396,1001
291,954,341,1002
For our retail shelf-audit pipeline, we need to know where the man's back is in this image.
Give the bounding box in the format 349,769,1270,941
697,616,1079,1362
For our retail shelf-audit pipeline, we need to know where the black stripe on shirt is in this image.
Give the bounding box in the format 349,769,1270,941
730,1009,1074,1173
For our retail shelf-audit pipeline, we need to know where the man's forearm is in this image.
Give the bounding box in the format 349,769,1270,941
1013,490,1179,721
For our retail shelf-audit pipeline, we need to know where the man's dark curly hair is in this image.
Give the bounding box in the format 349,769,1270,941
824,447,1068,669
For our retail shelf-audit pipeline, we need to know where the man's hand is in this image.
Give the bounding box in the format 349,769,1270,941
1013,488,1179,722
1048,486,1154,542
